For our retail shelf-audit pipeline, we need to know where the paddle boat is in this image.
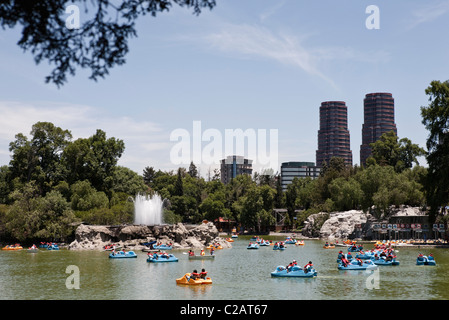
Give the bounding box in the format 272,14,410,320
26,245,39,253
47,244,59,250
2,244,23,251
206,244,223,250
416,254,436,266
338,259,377,270
259,240,271,246
225,238,234,242
348,245,363,252
103,244,122,251
295,240,305,246
153,244,173,250
188,254,215,260
323,243,335,249
176,273,212,285
247,243,259,249
371,257,400,266
271,265,317,278
231,234,238,238
285,238,297,244
109,250,138,259
273,242,286,250
147,253,178,263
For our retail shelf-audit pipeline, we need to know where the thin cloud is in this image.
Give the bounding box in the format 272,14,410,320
0,101,167,173
203,24,337,88
406,0,449,30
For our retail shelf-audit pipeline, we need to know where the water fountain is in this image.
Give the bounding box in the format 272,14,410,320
133,193,164,226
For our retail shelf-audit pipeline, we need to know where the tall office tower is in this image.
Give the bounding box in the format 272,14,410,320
316,101,353,167
220,155,253,184
360,92,397,166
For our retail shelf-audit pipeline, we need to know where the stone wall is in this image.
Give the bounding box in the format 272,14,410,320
68,222,231,251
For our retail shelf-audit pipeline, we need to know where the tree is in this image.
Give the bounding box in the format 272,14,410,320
61,129,125,194
9,122,72,195
188,162,198,179
143,166,156,187
0,0,216,86
421,80,449,221
368,130,425,172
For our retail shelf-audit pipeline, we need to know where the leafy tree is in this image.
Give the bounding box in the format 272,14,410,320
61,129,125,194
9,122,72,195
368,130,425,172
70,180,109,211
0,0,216,86
421,80,449,221
174,167,184,196
111,166,147,196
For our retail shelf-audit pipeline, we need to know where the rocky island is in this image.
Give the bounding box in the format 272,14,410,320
69,222,232,251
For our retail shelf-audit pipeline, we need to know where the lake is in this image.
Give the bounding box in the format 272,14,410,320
1,237,449,300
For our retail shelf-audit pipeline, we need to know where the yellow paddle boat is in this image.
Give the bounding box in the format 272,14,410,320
2,244,23,251
176,273,212,285
295,240,305,246
225,238,234,242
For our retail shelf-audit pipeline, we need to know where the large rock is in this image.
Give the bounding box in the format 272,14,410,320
68,222,230,251
319,210,372,239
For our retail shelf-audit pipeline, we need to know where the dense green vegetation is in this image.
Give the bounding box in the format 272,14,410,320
0,80,448,242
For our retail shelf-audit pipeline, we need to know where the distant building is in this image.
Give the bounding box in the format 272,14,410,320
360,92,397,166
316,101,353,167
280,162,320,191
220,155,253,184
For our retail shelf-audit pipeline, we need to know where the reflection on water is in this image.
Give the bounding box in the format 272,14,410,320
1,238,448,300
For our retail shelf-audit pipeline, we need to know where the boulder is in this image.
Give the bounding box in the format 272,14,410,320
319,210,371,239
68,222,228,250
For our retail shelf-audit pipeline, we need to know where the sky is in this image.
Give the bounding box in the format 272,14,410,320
1,0,448,178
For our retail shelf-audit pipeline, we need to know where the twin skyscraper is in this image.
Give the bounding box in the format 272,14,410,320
316,92,397,167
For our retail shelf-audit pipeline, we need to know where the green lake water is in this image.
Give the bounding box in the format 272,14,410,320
1,238,449,300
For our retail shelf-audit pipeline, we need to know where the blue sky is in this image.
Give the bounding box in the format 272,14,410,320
1,0,448,177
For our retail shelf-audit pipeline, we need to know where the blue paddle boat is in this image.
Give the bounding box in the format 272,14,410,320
109,251,137,259
259,241,271,246
416,255,436,266
371,257,400,266
47,244,59,250
284,238,297,244
348,245,363,252
271,265,317,278
147,253,178,263
338,259,377,270
247,243,259,249
273,244,286,250
153,244,173,250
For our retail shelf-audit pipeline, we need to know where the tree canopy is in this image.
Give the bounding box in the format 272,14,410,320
0,0,216,86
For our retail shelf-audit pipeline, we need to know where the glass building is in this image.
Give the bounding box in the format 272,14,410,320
360,92,397,166
316,101,353,167
220,155,253,184
280,162,320,191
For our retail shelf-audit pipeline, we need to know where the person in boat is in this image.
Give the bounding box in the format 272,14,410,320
356,258,363,266
341,256,350,267
304,261,313,273
200,269,208,279
428,253,435,261
324,242,330,247
188,250,195,256
200,249,205,256
346,252,353,260
152,252,158,260
210,247,215,255
190,269,200,280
